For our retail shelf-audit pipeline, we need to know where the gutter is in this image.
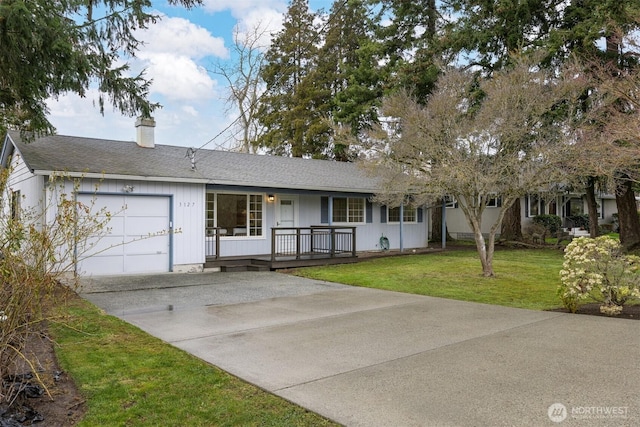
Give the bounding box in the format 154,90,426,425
32,170,210,185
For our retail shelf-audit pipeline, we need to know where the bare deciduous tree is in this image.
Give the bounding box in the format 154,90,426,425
364,57,583,276
211,23,268,153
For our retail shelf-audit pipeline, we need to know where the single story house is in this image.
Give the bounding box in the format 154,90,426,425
442,193,619,241
1,119,428,276
2,119,627,276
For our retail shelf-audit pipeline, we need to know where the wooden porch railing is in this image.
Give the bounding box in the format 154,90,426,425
205,227,222,259
271,226,356,261
205,226,357,262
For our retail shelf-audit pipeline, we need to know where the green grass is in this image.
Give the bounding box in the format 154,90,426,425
50,296,337,427
291,248,565,310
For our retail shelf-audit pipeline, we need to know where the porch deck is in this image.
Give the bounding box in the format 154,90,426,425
205,226,358,271
205,252,360,271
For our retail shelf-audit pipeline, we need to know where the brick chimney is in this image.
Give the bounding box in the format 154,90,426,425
135,116,156,148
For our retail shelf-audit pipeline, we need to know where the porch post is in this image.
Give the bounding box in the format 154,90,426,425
441,198,447,249
351,227,356,257
271,228,276,262
399,203,404,252
328,196,334,254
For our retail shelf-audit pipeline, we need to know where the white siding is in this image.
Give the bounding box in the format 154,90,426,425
61,178,205,271
5,153,46,221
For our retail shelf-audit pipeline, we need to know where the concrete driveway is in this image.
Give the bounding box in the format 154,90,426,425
80,271,639,426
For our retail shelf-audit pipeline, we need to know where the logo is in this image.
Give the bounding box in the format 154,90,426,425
548,403,568,423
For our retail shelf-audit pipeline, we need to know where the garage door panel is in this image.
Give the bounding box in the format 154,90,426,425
124,235,169,255
125,217,169,236
79,235,125,256
125,197,168,216
99,217,125,236
77,255,124,276
124,253,170,273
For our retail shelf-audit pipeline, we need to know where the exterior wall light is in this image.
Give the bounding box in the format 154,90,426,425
267,194,275,202
122,185,134,193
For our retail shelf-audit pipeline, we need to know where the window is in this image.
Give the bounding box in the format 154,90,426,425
333,197,364,223
11,190,20,220
388,206,417,223
486,195,501,208
527,194,543,217
568,197,583,217
206,192,263,237
444,195,457,208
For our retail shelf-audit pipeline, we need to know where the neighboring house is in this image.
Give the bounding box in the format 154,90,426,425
1,119,428,276
441,193,619,240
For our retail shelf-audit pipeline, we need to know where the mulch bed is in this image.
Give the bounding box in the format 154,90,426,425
549,302,640,320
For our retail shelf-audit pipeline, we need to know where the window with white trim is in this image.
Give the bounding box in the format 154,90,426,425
333,197,365,223
486,195,501,208
388,206,417,223
206,192,263,237
527,194,543,217
444,195,457,208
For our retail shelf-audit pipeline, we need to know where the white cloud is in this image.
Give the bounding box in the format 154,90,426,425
235,7,284,47
140,15,229,59
202,0,286,15
140,52,218,101
129,15,225,101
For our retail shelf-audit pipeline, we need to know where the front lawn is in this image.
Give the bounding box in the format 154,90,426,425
50,295,337,427
290,248,565,311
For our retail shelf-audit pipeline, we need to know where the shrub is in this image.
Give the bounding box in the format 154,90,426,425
532,215,562,234
558,236,640,315
0,173,110,406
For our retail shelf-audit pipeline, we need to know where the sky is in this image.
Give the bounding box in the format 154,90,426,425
47,0,335,150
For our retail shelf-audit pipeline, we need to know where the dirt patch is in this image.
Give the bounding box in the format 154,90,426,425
1,330,86,427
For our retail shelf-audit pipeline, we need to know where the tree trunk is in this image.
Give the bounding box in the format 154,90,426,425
584,176,600,238
615,177,640,251
500,200,522,241
431,199,452,244
473,228,494,277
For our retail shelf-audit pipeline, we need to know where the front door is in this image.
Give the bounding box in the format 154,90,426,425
278,199,295,228
276,197,297,255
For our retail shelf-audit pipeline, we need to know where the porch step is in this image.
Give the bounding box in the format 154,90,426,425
220,264,270,272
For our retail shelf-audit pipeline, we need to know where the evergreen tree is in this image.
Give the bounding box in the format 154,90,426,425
315,0,382,160
0,0,200,137
373,0,441,104
258,0,327,158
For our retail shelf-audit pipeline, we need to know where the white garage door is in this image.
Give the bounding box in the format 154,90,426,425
76,194,171,275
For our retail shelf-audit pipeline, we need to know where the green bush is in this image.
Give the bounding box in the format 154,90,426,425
532,215,562,234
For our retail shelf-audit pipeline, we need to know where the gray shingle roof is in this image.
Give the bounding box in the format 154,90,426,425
6,131,379,193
